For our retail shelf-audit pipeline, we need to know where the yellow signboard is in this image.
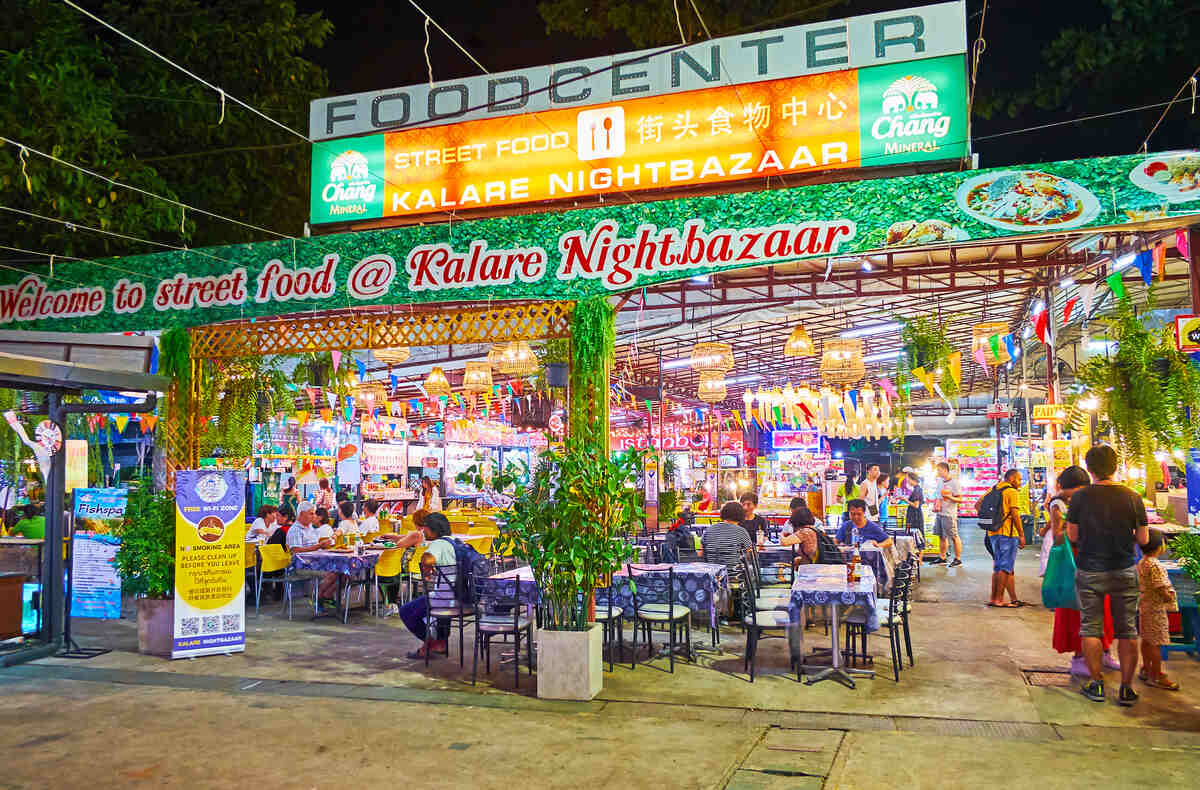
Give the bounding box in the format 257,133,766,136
1032,404,1067,424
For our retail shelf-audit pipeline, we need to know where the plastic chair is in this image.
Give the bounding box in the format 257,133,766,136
374,548,408,615
255,544,314,619
244,543,259,604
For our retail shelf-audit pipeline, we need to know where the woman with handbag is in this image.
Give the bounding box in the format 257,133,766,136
1044,466,1118,676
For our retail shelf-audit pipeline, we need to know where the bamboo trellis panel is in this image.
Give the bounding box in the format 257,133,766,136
188,302,575,360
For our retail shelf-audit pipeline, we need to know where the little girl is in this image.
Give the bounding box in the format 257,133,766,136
1137,529,1180,690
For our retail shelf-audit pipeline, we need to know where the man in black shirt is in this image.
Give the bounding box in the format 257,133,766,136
1066,445,1149,706
739,492,768,544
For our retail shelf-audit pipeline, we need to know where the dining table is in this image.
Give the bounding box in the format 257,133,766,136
291,547,384,622
787,564,878,688
492,561,731,644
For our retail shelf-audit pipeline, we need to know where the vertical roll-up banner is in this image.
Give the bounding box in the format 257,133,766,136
172,470,246,659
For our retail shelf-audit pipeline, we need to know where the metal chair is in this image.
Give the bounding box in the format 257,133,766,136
626,563,692,672
471,575,534,688
738,555,792,683
419,562,474,668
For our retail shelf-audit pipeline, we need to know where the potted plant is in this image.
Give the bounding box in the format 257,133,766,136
541,337,570,389
113,480,177,657
658,454,680,529
483,443,644,699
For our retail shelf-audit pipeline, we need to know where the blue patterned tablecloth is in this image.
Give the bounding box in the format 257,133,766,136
492,562,730,629
292,550,381,576
788,565,878,631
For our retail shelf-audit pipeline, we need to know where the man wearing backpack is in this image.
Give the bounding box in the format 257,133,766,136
979,469,1025,608
397,512,457,659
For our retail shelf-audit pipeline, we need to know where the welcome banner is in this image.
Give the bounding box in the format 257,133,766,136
172,470,246,659
0,152,1197,334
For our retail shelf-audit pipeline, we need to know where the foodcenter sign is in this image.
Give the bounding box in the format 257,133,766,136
309,3,968,224
311,2,967,139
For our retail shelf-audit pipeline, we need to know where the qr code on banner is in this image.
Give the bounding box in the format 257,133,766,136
202,615,221,634
221,614,241,633
179,617,200,636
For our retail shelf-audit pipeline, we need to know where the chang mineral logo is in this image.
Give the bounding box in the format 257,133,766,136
870,75,951,154
321,150,377,217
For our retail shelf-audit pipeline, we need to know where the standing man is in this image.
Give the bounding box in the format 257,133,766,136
934,462,964,567
1066,445,1149,706
981,469,1024,607
861,464,881,522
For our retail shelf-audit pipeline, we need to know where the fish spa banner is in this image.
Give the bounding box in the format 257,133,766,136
173,470,246,659
0,152,1197,334
70,487,127,619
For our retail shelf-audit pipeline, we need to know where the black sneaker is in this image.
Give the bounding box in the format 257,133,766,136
1080,679,1105,702
1117,684,1139,707
948,559,963,567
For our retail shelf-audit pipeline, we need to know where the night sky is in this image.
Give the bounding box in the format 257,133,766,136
294,0,1195,167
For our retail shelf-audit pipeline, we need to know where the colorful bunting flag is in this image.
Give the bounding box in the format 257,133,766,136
355,358,366,379
320,408,332,422
331,350,341,371
306,387,317,406
1080,282,1098,319
1002,334,1016,360
946,351,962,387
1034,310,1049,344
326,392,337,412
988,333,1001,360
1153,243,1166,281
1106,270,1127,300
1063,297,1078,324
877,378,898,401
296,410,309,426
113,415,129,434
848,389,859,411
1178,228,1191,260
1135,249,1154,285
389,373,398,393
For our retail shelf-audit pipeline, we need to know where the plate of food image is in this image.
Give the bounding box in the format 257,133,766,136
1129,151,1200,203
884,219,969,247
956,170,1100,232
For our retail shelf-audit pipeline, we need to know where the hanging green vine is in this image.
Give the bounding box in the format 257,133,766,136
569,298,614,449
894,315,960,405
1077,290,1200,458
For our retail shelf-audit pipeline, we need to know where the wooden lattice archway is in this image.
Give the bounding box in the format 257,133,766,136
160,301,574,476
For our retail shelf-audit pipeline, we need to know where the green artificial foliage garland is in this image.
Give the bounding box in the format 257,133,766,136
569,298,614,448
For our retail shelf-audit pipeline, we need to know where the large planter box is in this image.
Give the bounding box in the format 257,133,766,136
536,623,602,701
136,597,174,658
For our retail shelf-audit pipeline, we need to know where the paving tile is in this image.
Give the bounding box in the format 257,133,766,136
725,770,823,790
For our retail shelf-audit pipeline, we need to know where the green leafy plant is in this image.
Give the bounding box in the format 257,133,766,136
1171,533,1200,592
113,479,176,598
492,443,645,631
1077,293,1200,458
658,454,680,522
896,315,960,398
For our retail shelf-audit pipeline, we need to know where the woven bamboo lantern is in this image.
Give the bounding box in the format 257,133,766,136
353,380,388,407
690,342,734,374
972,321,1011,365
499,341,538,376
374,347,411,365
424,366,452,398
462,361,493,394
783,325,815,357
697,372,727,404
819,338,865,385
486,344,507,368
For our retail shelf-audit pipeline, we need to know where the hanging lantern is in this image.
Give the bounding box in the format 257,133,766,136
424,366,452,398
697,372,727,404
463,361,493,394
690,341,734,374
374,347,411,365
971,322,1011,364
819,338,865,385
486,344,507,368
353,380,387,407
783,325,815,357
499,341,538,376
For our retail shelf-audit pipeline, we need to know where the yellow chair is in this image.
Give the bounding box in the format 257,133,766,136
256,544,309,619
465,535,494,555
374,548,409,613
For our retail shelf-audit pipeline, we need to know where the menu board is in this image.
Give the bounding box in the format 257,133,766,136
362,442,408,475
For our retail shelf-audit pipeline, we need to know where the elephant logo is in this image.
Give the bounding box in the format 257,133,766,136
329,150,370,183
881,76,938,114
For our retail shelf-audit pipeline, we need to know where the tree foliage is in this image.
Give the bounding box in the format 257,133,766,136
974,0,1199,152
536,0,844,48
1,0,331,261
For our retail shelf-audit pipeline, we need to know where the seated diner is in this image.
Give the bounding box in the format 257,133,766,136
835,499,893,549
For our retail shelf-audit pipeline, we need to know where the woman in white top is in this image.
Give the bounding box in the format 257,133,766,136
421,476,442,512
336,500,363,536
245,505,278,542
